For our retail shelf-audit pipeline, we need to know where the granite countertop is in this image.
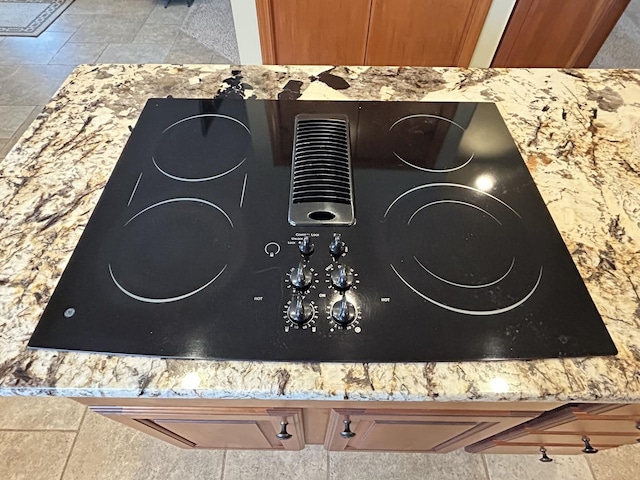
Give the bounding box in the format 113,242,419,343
1,65,639,402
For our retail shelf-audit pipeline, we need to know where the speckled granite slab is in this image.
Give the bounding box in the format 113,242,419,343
1,65,639,402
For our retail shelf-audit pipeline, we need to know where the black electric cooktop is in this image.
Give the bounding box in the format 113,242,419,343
28,98,618,362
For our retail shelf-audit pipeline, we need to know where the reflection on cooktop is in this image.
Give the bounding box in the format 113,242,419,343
28,99,618,363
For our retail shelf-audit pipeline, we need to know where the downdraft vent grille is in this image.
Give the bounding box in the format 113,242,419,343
288,114,354,226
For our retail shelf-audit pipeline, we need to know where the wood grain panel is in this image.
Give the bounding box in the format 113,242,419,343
256,0,372,65
93,406,305,450
492,0,630,67
365,0,493,66
324,408,539,452
154,419,276,449
473,442,619,455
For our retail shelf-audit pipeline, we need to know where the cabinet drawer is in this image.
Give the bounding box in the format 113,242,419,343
544,418,640,435
478,443,618,455
93,405,305,450
518,431,640,447
325,408,538,453
597,404,640,417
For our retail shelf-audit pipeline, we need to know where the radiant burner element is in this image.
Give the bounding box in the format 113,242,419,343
385,183,543,316
390,114,474,172
109,198,233,303
153,114,251,182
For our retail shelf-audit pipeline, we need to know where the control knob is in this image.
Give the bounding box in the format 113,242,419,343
287,294,314,325
289,261,312,290
299,235,314,256
329,233,346,256
331,296,356,326
331,265,354,291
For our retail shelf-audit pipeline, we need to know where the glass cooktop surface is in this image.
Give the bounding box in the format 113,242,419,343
28,99,618,362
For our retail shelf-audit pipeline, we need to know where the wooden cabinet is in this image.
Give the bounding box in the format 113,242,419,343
365,0,492,66
256,0,372,64
256,0,492,66
79,399,550,452
466,404,640,455
492,0,630,67
91,405,305,450
323,407,541,452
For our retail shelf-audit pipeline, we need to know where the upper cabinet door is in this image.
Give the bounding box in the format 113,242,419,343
492,0,630,67
364,0,493,66
256,0,372,65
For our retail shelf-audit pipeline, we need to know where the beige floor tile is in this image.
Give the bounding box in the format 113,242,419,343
0,106,34,139
0,105,43,159
145,4,190,25
47,13,90,33
63,410,224,480
0,64,74,105
0,396,86,430
587,443,640,480
224,445,327,480
66,0,156,16
484,453,594,480
49,43,107,65
68,14,148,44
98,43,173,63
133,24,181,44
330,449,487,480
165,32,218,64
0,431,75,480
0,31,73,65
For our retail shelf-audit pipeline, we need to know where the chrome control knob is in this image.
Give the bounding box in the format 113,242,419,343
289,262,312,290
299,235,314,256
331,296,356,326
331,265,354,291
329,233,345,256
288,295,313,325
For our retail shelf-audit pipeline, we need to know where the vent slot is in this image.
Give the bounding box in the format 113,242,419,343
288,114,355,226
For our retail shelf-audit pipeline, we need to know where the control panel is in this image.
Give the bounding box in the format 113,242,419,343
283,233,361,333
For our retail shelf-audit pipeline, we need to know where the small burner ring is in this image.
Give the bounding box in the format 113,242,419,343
109,197,233,304
153,113,251,182
389,114,474,173
384,183,542,316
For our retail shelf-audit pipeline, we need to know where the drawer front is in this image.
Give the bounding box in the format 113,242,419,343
521,431,640,447
544,418,640,435
597,405,640,417
478,443,617,455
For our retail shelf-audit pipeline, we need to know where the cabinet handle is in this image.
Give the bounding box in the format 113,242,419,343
581,437,598,454
340,418,356,439
276,420,292,440
539,447,553,462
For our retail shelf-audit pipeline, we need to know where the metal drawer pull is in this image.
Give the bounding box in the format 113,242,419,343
581,437,598,454
539,447,553,462
340,418,356,439
276,420,292,440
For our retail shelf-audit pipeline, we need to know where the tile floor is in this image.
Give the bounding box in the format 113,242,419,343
2,0,640,478
1,397,640,480
0,0,230,161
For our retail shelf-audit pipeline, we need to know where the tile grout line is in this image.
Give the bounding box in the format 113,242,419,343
0,427,81,433
585,455,598,480
480,454,492,480
219,449,227,480
50,30,74,63
163,10,188,63
326,449,330,480
58,406,88,480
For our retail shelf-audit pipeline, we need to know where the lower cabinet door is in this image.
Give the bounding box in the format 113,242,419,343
324,408,536,452
97,406,305,450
